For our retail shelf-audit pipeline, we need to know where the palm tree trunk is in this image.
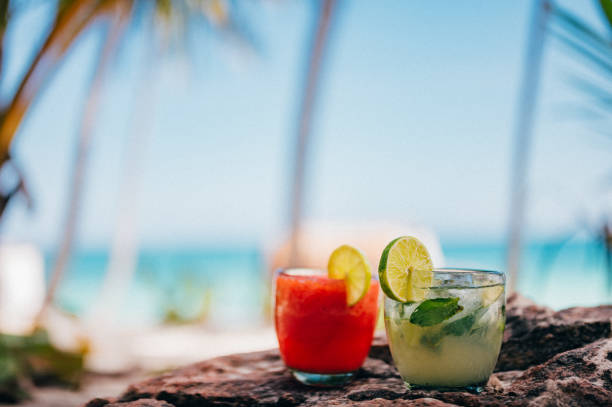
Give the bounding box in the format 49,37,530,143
506,0,551,293
288,0,339,266
36,13,127,325
86,40,157,324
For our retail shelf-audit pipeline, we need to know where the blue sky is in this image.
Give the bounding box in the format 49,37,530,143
1,0,610,249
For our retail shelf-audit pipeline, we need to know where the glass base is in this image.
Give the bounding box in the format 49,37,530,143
290,369,355,387
405,381,486,394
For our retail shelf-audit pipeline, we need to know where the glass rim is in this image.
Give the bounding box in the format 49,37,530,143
276,267,504,287
420,267,505,289
431,267,504,276
276,267,379,281
277,267,325,276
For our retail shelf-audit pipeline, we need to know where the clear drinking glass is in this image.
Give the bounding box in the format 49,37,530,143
384,268,505,392
274,269,379,386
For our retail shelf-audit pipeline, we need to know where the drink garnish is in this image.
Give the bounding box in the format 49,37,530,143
409,297,463,327
328,245,371,306
378,236,433,302
418,306,493,349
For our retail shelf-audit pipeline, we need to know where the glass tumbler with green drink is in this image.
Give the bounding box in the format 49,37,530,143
378,236,505,392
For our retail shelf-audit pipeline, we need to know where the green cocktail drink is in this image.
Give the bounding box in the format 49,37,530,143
377,237,505,392
384,270,505,390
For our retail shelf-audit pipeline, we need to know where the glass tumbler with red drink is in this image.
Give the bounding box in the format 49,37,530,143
274,245,379,386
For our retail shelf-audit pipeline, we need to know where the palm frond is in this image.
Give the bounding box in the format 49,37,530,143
151,0,257,54
0,0,10,79
551,28,612,76
550,6,612,76
567,74,612,107
0,0,130,162
598,0,612,31
0,0,8,30
0,0,132,220
549,3,612,137
553,5,611,53
554,102,609,120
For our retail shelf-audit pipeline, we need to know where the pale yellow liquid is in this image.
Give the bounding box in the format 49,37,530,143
385,287,504,388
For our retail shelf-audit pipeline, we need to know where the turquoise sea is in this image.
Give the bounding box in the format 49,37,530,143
444,241,611,309
49,241,611,327
49,247,267,328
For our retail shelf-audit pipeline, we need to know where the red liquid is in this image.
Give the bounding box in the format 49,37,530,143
275,270,379,374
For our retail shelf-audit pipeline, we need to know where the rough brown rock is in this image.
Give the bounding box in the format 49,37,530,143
86,399,174,407
86,293,612,407
507,338,612,406
497,293,612,371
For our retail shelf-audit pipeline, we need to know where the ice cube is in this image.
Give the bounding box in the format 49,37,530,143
441,287,482,323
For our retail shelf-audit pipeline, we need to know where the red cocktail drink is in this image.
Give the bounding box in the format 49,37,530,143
275,269,379,385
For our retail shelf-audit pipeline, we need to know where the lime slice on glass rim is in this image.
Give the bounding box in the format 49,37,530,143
328,245,372,306
378,236,433,303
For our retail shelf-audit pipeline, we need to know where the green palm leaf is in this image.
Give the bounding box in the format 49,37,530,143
549,2,612,135
599,0,612,30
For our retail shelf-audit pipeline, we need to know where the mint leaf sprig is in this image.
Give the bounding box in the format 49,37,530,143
409,297,463,327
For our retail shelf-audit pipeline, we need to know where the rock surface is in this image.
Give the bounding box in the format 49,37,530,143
498,294,612,371
86,293,612,407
